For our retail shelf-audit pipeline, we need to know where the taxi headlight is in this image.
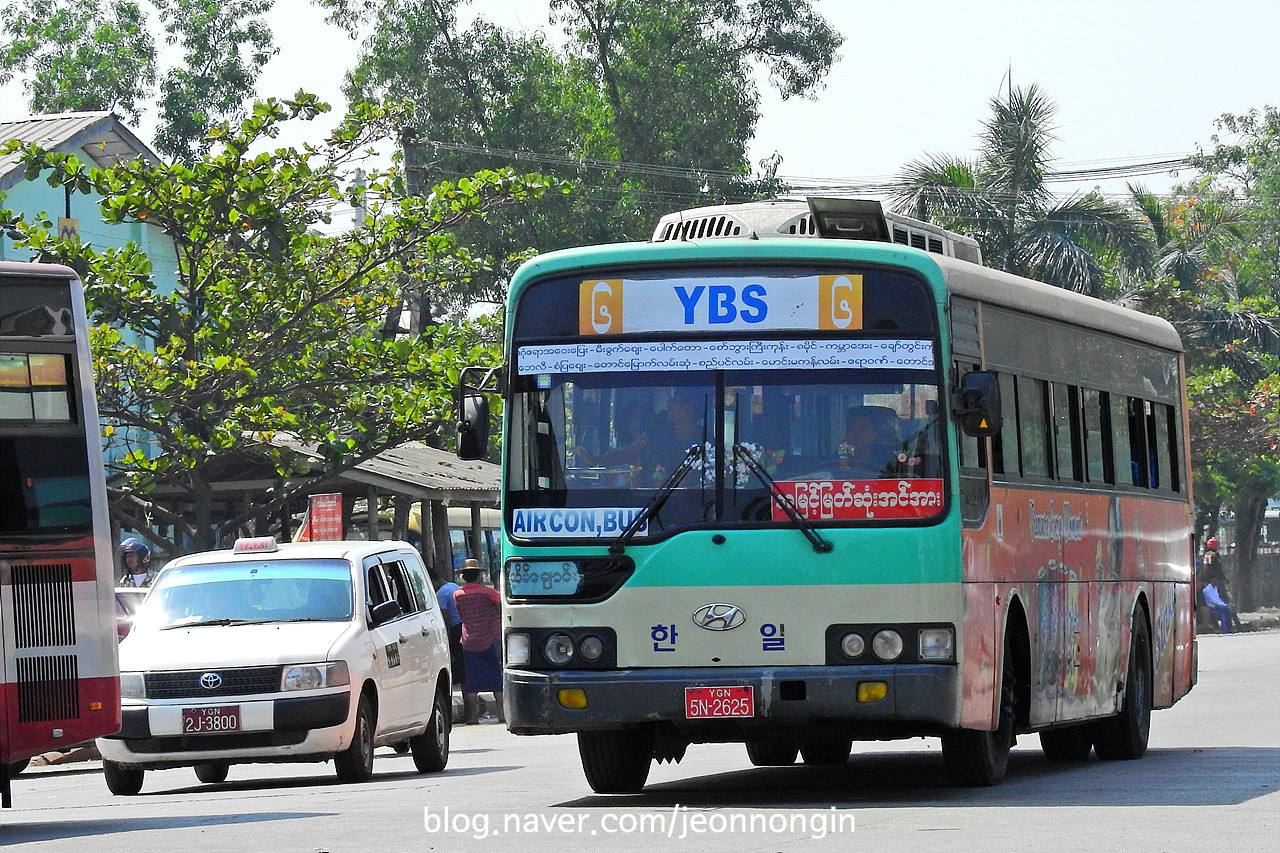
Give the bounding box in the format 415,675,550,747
543,634,575,666
872,629,904,661
120,672,145,700
281,661,349,691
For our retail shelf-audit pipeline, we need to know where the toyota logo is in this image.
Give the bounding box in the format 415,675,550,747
199,672,223,690
692,603,746,631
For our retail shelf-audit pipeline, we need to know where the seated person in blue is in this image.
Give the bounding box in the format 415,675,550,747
1201,575,1243,633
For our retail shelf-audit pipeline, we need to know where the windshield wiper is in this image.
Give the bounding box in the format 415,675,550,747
732,444,833,554
160,618,263,630
608,443,705,555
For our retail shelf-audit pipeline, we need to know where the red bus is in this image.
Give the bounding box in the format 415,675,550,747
1,261,120,807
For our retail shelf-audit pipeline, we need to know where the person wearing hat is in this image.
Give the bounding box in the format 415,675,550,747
119,537,155,587
453,558,503,723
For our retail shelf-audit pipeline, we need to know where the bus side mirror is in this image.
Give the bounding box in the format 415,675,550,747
954,371,1001,437
456,391,490,460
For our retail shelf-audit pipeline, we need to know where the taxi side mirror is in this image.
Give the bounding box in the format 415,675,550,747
370,599,402,627
954,371,1001,438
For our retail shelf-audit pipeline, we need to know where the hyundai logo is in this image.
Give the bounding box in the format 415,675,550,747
692,603,746,631
199,672,223,690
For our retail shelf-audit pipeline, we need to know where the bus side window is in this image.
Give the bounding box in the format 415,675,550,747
1018,377,1052,479
1158,403,1181,492
1052,383,1083,482
1143,399,1161,490
1111,394,1135,486
1082,388,1107,484
992,373,1019,476
1127,397,1152,488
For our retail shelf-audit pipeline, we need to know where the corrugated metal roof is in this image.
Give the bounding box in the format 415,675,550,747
0,111,162,192
271,436,500,504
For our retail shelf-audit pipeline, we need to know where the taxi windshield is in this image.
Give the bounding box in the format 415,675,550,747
133,559,354,631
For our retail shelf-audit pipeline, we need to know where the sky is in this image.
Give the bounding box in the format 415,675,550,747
3,0,1278,204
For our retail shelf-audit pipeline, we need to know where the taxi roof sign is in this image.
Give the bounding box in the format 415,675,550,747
234,536,279,554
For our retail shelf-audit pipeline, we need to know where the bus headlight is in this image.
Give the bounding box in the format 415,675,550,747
872,629,904,661
578,635,604,661
840,632,866,659
120,672,145,700
506,633,531,666
918,627,954,661
543,634,575,666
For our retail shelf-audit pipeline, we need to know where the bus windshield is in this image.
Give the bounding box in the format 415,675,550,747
508,365,945,537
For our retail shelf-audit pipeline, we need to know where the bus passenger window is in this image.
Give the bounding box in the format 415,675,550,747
1082,389,1107,484
992,373,1019,476
1111,394,1136,486
1018,377,1052,479
1052,383,1082,482
1143,400,1161,490
1158,404,1181,492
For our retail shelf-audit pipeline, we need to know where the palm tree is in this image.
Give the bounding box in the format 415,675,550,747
889,84,1154,296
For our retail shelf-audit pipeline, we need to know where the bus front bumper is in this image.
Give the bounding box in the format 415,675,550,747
504,664,959,737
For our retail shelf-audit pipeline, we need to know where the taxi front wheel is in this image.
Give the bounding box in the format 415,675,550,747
410,685,450,773
335,693,376,783
104,759,145,795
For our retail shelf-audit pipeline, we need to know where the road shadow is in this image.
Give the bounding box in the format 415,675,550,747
556,745,1280,809
0,811,327,843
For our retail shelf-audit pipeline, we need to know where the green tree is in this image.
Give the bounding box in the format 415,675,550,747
152,0,277,164
0,0,156,122
890,84,1153,296
340,0,841,286
4,95,562,552
0,0,274,163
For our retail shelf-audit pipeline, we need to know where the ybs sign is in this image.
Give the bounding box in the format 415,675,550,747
579,275,864,335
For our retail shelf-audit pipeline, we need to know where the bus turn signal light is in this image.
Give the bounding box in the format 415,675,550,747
857,682,888,703
557,689,588,709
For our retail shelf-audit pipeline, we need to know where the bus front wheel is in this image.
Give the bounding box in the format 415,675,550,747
943,638,1017,786
103,760,145,796
578,730,652,793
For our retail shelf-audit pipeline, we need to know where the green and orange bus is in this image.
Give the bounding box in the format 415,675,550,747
457,198,1195,791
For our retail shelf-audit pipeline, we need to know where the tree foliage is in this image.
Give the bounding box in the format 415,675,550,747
0,0,274,163
890,84,1153,296
338,0,842,295
0,0,157,122
2,95,563,551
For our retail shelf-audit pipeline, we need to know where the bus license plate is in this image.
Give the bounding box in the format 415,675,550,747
685,686,754,719
182,705,241,734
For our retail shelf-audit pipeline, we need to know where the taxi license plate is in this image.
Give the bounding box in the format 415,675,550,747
182,705,241,734
684,686,754,719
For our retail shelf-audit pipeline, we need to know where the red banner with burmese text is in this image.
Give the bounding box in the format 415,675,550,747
770,479,944,521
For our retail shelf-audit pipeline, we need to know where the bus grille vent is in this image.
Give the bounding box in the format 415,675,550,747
786,214,817,235
17,654,80,722
658,215,745,241
11,563,76,648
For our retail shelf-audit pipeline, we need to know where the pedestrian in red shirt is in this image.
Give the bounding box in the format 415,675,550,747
454,558,503,723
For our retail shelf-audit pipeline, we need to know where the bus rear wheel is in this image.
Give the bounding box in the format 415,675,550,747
103,760,145,796
744,740,799,766
1094,613,1152,761
799,740,851,766
943,637,1017,786
578,730,652,793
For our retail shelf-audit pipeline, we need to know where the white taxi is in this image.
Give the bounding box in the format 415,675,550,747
97,537,452,794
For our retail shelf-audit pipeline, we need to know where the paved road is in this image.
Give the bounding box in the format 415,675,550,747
3,631,1277,852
